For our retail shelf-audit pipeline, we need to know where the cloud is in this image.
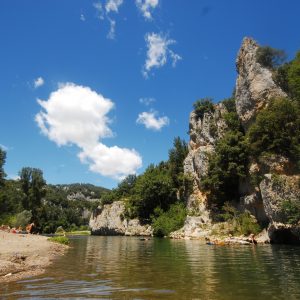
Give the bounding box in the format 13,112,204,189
107,18,116,39
35,83,142,179
105,0,123,13
34,77,44,89
79,144,142,178
139,97,156,106
136,0,159,20
136,110,169,131
143,33,182,77
80,14,86,21
93,2,104,19
93,0,123,40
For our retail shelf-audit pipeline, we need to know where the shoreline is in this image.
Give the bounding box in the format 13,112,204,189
0,231,68,283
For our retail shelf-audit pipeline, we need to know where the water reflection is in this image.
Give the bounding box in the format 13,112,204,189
2,236,300,299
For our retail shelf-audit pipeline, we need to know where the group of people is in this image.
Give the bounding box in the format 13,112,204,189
0,222,36,234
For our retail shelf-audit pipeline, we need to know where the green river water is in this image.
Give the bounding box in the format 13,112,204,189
2,236,300,299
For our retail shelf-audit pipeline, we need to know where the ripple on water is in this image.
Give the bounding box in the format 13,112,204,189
2,237,300,300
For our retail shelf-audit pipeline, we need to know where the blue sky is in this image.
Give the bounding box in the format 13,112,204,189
1,0,300,189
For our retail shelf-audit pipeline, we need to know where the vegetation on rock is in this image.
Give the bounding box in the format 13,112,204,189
193,98,215,119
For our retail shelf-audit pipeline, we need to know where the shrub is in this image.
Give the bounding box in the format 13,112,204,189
281,200,300,225
247,97,300,167
219,203,260,236
256,46,286,69
193,98,215,119
201,130,249,207
151,202,187,237
13,210,32,228
288,51,300,100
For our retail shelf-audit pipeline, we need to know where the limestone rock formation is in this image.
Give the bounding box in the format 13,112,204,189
235,37,286,129
170,216,211,239
89,201,153,236
184,103,228,212
258,174,300,243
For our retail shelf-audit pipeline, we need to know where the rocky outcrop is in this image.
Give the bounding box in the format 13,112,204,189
184,103,228,212
170,215,211,239
89,201,153,236
259,174,300,244
235,37,286,129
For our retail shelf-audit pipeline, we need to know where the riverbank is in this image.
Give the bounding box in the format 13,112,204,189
0,231,67,283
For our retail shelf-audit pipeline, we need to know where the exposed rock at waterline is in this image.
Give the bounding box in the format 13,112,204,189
89,201,153,236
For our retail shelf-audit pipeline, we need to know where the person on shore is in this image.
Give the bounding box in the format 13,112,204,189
26,222,35,234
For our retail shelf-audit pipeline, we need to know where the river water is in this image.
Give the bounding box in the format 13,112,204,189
2,236,300,299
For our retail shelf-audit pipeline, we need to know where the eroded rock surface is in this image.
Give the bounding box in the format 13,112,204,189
235,37,286,129
184,103,228,212
89,201,153,236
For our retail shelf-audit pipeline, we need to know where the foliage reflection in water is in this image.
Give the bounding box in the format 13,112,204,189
2,236,300,299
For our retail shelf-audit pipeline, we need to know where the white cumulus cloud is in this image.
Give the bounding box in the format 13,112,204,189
136,0,159,20
34,77,44,89
143,33,182,77
136,110,169,131
35,83,142,179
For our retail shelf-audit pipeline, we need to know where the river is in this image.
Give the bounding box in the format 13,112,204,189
2,236,300,299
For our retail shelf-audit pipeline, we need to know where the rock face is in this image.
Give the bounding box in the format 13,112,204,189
235,37,286,129
184,103,228,212
260,174,300,224
89,201,153,236
171,37,299,244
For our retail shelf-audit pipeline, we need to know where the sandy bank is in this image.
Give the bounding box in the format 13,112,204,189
0,231,67,283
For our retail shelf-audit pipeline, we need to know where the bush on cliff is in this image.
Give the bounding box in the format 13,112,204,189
219,203,261,236
256,46,286,69
202,129,249,207
151,202,187,237
193,98,215,119
247,97,300,168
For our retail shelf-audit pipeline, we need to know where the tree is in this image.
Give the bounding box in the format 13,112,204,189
247,98,300,167
168,137,188,189
202,130,249,207
256,46,286,69
288,51,300,101
130,163,177,220
193,98,215,119
19,167,46,221
0,148,6,187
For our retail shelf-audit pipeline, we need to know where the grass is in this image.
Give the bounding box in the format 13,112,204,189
48,236,70,245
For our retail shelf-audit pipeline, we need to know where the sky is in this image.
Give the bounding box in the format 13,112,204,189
1,0,300,189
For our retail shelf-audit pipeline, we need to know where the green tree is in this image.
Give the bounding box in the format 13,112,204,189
247,98,300,167
288,51,300,100
193,98,215,119
202,130,249,207
168,137,188,191
256,46,286,69
151,202,187,237
0,148,6,187
130,163,177,220
19,167,46,221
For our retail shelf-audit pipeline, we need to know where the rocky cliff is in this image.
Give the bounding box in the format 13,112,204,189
235,37,286,129
175,37,300,244
89,201,153,236
184,103,228,213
